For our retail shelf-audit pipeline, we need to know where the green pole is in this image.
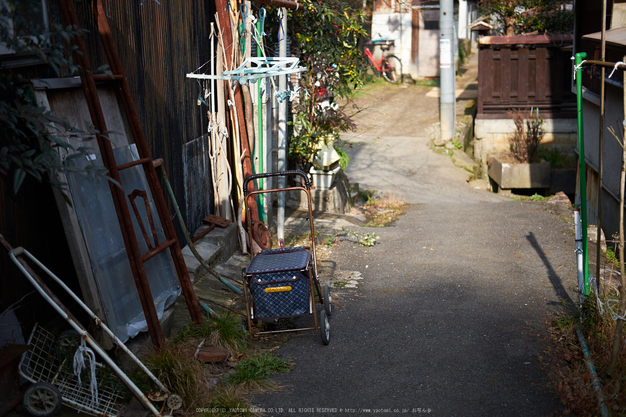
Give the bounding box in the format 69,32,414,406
575,52,590,296
256,20,267,223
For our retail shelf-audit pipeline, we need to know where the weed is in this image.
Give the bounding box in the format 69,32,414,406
413,78,439,87
460,165,474,175
324,236,335,247
432,146,453,157
452,140,463,150
334,281,347,287
343,228,380,246
509,107,544,163
174,312,248,354
605,247,620,267
363,193,407,227
225,352,292,388
543,289,626,416
334,145,350,171
141,345,210,410
204,387,255,416
538,147,567,168
511,193,551,202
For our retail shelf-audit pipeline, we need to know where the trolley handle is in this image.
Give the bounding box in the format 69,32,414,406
243,170,311,196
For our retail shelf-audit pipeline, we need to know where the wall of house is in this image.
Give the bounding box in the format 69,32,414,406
579,81,626,243
72,0,217,240
418,10,441,78
371,12,413,76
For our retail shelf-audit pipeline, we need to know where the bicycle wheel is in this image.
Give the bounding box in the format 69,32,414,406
381,55,402,83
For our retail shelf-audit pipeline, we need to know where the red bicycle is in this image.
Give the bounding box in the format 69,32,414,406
364,39,402,83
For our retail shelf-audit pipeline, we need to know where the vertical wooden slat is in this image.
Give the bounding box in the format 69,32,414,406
528,48,536,100
501,48,511,103
536,47,547,101
552,50,563,102
493,49,501,101
518,48,529,104
478,47,492,115
510,49,519,101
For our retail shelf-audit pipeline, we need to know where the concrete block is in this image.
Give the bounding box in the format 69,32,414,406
192,222,239,264
181,241,221,278
488,157,551,189
286,170,351,214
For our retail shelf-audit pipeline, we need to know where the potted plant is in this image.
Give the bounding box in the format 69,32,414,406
287,0,365,189
488,108,551,192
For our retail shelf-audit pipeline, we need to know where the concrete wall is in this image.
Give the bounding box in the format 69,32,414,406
371,12,413,76
473,118,578,175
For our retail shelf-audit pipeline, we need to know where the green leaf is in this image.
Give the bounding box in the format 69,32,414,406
13,168,26,192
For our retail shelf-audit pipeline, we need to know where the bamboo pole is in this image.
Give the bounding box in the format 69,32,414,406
596,0,606,296
607,56,626,376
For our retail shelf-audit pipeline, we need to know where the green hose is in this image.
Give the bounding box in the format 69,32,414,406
155,160,242,295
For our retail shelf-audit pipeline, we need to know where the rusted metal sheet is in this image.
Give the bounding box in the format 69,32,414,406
183,134,214,235
585,164,600,227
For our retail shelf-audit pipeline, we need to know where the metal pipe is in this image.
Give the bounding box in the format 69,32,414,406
257,20,267,224
576,326,610,417
575,52,590,296
439,0,456,142
575,209,585,307
277,8,288,241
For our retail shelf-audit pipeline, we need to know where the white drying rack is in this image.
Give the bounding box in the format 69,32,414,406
186,57,306,84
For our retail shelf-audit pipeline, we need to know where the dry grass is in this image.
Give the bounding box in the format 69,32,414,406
542,294,626,416
130,312,293,416
363,192,408,227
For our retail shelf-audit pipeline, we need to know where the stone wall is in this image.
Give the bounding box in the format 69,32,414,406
473,118,577,177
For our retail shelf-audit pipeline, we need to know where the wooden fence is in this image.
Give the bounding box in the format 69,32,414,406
477,34,576,120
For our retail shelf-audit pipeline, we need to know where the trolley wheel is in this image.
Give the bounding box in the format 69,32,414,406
23,382,63,417
323,285,332,317
166,394,183,410
57,330,81,352
319,309,330,345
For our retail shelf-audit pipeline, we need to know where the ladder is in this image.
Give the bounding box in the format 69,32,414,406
57,0,204,350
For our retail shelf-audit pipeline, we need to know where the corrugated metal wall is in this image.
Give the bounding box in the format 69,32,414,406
73,0,217,239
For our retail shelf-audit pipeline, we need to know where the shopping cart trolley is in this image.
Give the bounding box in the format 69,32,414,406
1,237,182,417
241,170,333,344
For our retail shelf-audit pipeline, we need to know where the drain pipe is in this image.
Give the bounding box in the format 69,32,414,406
154,159,242,295
576,326,610,417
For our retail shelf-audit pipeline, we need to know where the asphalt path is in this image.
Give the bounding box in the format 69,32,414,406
253,72,576,417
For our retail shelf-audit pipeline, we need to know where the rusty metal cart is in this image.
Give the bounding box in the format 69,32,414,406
242,170,332,345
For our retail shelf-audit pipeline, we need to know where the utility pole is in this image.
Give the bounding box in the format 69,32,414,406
439,0,455,142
